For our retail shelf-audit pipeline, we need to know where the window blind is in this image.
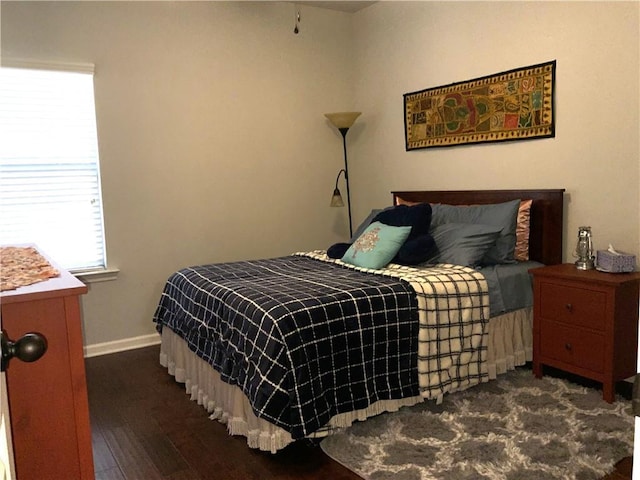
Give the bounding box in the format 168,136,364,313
0,66,107,271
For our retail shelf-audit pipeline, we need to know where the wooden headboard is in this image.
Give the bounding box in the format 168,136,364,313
392,189,565,266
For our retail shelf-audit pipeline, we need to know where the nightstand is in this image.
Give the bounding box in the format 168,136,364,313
530,263,640,402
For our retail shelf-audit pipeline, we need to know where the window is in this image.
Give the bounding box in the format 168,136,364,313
0,64,107,272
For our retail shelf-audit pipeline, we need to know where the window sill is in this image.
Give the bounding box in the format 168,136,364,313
73,267,119,283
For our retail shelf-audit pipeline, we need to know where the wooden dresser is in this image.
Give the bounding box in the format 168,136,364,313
1,254,94,479
530,263,640,402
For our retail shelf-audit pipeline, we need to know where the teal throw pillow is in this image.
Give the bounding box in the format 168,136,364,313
342,221,411,269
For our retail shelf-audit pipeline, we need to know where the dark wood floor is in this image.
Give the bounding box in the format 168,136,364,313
602,457,633,480
86,345,359,479
85,345,632,480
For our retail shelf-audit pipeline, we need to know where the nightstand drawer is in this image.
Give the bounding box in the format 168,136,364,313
539,283,606,331
540,320,604,373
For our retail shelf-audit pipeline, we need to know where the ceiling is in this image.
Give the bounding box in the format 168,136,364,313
296,1,377,13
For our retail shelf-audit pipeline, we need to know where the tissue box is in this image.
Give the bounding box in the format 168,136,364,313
596,250,637,273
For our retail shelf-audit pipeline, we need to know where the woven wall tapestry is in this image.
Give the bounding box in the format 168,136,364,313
404,60,556,150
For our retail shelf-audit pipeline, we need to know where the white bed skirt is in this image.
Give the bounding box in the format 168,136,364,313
159,307,533,453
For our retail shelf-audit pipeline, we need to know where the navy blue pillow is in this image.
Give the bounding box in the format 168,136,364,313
394,234,436,265
349,207,394,243
327,242,351,259
372,203,432,239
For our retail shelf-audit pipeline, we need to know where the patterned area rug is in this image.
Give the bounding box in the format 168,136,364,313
321,368,634,480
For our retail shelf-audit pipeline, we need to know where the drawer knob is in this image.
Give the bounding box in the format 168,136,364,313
565,303,573,312
565,343,573,351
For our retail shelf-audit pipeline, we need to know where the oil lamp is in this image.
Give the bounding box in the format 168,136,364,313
574,226,595,270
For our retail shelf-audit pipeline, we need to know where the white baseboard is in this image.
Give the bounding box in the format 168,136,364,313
84,333,161,358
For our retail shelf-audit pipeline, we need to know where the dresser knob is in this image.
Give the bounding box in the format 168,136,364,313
1,329,48,372
565,343,572,351
565,303,573,312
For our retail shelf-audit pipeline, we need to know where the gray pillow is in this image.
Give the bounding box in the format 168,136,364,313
430,199,520,265
425,223,503,267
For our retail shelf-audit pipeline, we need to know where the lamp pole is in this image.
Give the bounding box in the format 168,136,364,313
324,112,361,239
338,127,352,238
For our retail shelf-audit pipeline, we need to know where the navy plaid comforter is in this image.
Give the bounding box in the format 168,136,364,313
153,254,419,439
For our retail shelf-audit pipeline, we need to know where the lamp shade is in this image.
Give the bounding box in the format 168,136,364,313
324,112,361,129
330,188,345,207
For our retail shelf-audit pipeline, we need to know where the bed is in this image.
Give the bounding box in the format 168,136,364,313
153,188,565,453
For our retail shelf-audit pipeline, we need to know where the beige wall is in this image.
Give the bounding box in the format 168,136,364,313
1,1,357,347
350,1,639,264
2,1,639,349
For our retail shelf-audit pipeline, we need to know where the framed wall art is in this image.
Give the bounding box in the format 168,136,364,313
404,60,556,150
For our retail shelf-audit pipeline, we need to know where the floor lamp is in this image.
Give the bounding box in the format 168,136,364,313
325,111,361,238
